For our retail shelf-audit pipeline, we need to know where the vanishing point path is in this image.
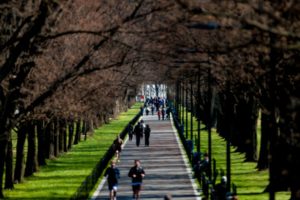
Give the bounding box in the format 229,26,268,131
91,114,200,200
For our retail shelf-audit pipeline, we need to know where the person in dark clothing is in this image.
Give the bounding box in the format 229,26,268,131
199,152,209,176
128,123,134,141
166,107,171,119
162,107,165,120
144,124,151,146
164,194,172,200
134,122,142,147
113,136,123,162
128,160,145,200
140,120,145,139
214,176,227,200
151,105,155,115
104,161,120,200
140,106,144,115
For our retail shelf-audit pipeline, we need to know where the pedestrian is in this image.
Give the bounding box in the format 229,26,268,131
162,107,165,120
151,104,155,115
144,124,151,146
199,152,209,176
157,108,161,120
146,107,150,115
128,123,133,141
104,161,120,200
166,107,171,119
134,122,142,147
113,136,123,162
140,106,144,115
214,176,227,200
128,160,145,200
140,119,145,139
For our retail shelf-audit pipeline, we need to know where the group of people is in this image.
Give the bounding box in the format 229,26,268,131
192,152,238,200
105,119,151,200
128,119,151,147
142,97,171,121
104,97,172,200
105,159,145,200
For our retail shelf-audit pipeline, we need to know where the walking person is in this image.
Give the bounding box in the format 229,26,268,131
128,160,145,200
162,107,165,120
151,104,155,115
140,120,145,139
144,124,151,146
157,108,161,120
134,122,142,147
113,136,123,162
104,161,120,200
128,123,133,141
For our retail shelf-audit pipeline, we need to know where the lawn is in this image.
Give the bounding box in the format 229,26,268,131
3,103,141,200
179,106,290,200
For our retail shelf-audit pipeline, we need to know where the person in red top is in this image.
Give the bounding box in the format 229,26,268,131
157,108,161,120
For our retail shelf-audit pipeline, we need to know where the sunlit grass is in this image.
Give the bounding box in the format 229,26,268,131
4,103,142,200
179,106,290,200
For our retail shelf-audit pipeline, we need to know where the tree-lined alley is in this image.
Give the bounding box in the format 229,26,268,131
0,1,299,199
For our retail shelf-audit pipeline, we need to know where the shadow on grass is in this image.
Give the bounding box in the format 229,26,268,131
239,191,266,195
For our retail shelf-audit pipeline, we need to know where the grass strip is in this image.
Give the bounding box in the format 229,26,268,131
4,103,141,200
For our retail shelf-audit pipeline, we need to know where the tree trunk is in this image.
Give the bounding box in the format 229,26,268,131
88,119,94,134
37,120,46,166
24,121,38,177
68,119,74,149
45,120,55,159
257,112,270,170
4,137,14,189
44,121,50,159
82,120,86,139
54,119,63,157
0,138,7,199
74,119,81,145
239,97,258,162
14,123,27,183
59,119,67,152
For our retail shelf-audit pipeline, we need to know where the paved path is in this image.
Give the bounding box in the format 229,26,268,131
91,114,200,200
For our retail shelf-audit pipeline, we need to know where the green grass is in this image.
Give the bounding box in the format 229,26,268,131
179,106,290,200
4,103,141,200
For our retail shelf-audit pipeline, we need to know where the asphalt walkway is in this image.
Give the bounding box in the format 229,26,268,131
91,114,200,200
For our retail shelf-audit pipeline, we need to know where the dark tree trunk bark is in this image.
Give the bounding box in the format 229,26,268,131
4,137,14,189
233,94,259,161
74,119,81,145
82,120,88,140
59,119,67,152
14,123,27,183
88,119,94,135
24,121,38,177
55,118,61,155
243,98,259,162
63,120,67,152
81,120,86,140
44,121,50,159
0,139,7,199
54,118,60,156
257,112,271,170
67,119,74,149
45,120,55,159
37,120,46,166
